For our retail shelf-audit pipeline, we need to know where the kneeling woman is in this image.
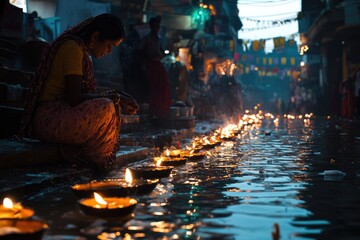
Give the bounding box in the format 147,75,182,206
19,13,138,170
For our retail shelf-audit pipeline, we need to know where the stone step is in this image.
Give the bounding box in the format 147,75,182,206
0,138,149,170
0,140,150,200
120,127,195,148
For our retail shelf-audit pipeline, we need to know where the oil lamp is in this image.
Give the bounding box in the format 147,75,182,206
186,142,202,153
129,159,173,180
181,150,206,161
78,192,137,218
0,219,48,240
164,148,181,158
71,169,159,198
201,136,221,149
154,153,187,167
0,198,34,219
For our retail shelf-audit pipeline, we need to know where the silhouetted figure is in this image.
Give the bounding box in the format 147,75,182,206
137,16,171,118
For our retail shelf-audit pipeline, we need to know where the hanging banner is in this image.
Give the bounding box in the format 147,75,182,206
274,57,279,65
288,39,295,46
234,52,239,61
273,37,285,49
252,40,259,51
290,57,296,65
229,40,235,51
268,57,273,65
260,39,266,50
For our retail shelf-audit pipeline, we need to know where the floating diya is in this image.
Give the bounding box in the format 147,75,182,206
129,162,173,180
71,169,159,198
154,156,187,166
164,148,182,158
0,198,34,219
181,150,206,161
0,219,48,240
200,136,221,149
187,142,202,153
78,192,137,218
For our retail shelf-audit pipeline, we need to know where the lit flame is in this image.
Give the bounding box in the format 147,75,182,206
166,149,170,157
94,192,108,205
3,198,13,209
156,160,161,167
125,168,133,184
155,156,164,166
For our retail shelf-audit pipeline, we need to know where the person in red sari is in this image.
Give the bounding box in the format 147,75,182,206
18,13,138,170
138,16,171,118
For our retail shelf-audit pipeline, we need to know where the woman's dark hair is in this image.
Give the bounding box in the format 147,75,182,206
77,13,126,42
149,15,161,26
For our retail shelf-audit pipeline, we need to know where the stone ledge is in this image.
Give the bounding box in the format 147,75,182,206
0,138,150,170
0,138,61,169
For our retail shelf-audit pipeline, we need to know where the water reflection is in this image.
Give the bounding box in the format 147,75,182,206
28,117,360,239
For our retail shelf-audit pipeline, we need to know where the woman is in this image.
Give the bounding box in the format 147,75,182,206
18,13,138,170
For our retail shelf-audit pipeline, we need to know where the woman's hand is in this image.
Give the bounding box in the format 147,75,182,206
101,90,139,115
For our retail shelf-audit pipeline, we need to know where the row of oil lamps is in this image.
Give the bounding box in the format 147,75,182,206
0,114,263,239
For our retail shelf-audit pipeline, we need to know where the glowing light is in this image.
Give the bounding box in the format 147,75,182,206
94,192,108,205
125,168,133,184
3,198,13,209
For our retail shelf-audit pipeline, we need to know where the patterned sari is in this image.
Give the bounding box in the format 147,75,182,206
18,18,120,169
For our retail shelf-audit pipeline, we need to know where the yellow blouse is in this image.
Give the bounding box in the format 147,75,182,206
39,40,86,102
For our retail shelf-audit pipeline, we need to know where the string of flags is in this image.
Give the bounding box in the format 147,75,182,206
240,16,299,32
245,37,296,51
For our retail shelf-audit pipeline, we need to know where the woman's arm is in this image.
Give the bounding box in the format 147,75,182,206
65,74,122,107
65,74,100,106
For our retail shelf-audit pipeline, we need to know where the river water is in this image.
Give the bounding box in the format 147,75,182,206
28,117,360,240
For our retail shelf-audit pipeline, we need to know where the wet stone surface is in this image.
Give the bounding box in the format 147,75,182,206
1,117,360,239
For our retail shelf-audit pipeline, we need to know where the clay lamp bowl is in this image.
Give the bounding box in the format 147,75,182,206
221,132,238,140
0,219,48,240
220,136,234,141
78,192,137,218
0,198,34,220
129,165,173,180
181,151,206,161
71,169,159,198
154,156,187,167
186,142,202,153
164,149,182,158
195,136,221,150
190,140,203,151
201,140,221,149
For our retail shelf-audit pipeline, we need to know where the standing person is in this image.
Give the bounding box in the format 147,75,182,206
18,13,139,170
356,70,360,118
119,23,140,100
137,15,171,118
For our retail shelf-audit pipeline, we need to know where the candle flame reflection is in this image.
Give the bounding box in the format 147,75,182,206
125,168,133,184
94,192,108,205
